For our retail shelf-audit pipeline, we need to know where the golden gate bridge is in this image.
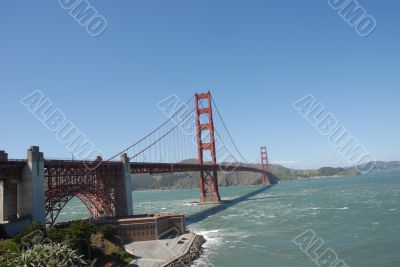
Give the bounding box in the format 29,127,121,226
0,91,272,226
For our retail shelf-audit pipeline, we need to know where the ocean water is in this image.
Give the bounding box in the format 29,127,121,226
59,170,400,267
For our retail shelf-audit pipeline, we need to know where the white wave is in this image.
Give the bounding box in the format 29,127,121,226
194,229,223,249
190,229,225,267
192,256,215,267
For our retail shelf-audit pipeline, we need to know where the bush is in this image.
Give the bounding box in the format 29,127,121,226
12,222,46,246
47,227,68,244
91,234,133,267
100,224,117,240
1,243,86,267
0,239,19,255
65,220,96,257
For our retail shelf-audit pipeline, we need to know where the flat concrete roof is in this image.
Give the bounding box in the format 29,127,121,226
125,232,195,267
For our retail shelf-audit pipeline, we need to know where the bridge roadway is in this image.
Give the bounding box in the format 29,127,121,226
1,159,268,179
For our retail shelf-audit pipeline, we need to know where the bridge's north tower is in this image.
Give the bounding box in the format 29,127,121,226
195,92,221,203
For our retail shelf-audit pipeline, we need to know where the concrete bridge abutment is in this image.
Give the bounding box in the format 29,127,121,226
121,153,133,216
1,146,45,236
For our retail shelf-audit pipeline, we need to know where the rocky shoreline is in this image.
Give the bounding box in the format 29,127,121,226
166,234,207,267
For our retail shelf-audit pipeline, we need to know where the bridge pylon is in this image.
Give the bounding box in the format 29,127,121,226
195,92,221,203
260,146,270,185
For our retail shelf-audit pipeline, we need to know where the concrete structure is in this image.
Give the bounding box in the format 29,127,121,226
0,146,45,224
121,153,133,216
0,180,17,221
98,214,185,243
1,149,16,222
21,146,46,223
125,232,196,267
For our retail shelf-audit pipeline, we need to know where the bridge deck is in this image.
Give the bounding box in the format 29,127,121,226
0,159,267,178
130,162,266,175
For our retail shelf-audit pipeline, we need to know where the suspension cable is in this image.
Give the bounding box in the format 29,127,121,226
129,107,194,160
105,95,194,161
211,95,247,162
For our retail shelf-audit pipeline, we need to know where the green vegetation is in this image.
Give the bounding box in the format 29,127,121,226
12,221,46,245
0,221,133,267
91,234,133,266
0,239,19,254
1,243,87,267
100,224,117,240
65,220,97,257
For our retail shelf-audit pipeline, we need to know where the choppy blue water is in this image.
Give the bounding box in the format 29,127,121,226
59,170,400,267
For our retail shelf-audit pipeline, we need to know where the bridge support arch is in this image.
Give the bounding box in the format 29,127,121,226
195,92,221,203
45,154,133,225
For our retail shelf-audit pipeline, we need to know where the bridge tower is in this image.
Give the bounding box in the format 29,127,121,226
195,92,221,203
260,146,270,184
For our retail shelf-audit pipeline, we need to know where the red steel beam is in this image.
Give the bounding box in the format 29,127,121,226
195,91,221,203
260,146,270,184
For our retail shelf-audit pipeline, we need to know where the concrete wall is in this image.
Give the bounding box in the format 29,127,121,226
121,153,133,216
1,150,17,222
99,214,185,243
18,146,45,224
1,150,18,222
0,181,17,221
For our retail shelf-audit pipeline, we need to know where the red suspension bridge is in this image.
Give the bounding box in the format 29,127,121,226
0,92,272,225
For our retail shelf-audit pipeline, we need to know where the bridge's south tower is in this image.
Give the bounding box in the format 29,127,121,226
195,92,221,203
260,146,270,184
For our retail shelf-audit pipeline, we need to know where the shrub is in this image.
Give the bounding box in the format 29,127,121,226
65,220,96,257
1,243,86,267
100,224,117,240
47,227,68,244
0,239,19,252
0,239,19,256
12,222,46,246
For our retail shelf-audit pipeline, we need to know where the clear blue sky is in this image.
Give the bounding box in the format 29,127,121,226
1,1,399,168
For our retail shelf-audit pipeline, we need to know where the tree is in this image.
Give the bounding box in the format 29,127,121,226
63,220,96,258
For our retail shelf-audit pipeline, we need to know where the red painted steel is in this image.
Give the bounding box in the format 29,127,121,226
260,146,270,184
195,92,221,203
44,159,128,225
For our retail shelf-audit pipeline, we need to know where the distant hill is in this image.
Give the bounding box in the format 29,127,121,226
131,161,360,191
347,161,400,172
